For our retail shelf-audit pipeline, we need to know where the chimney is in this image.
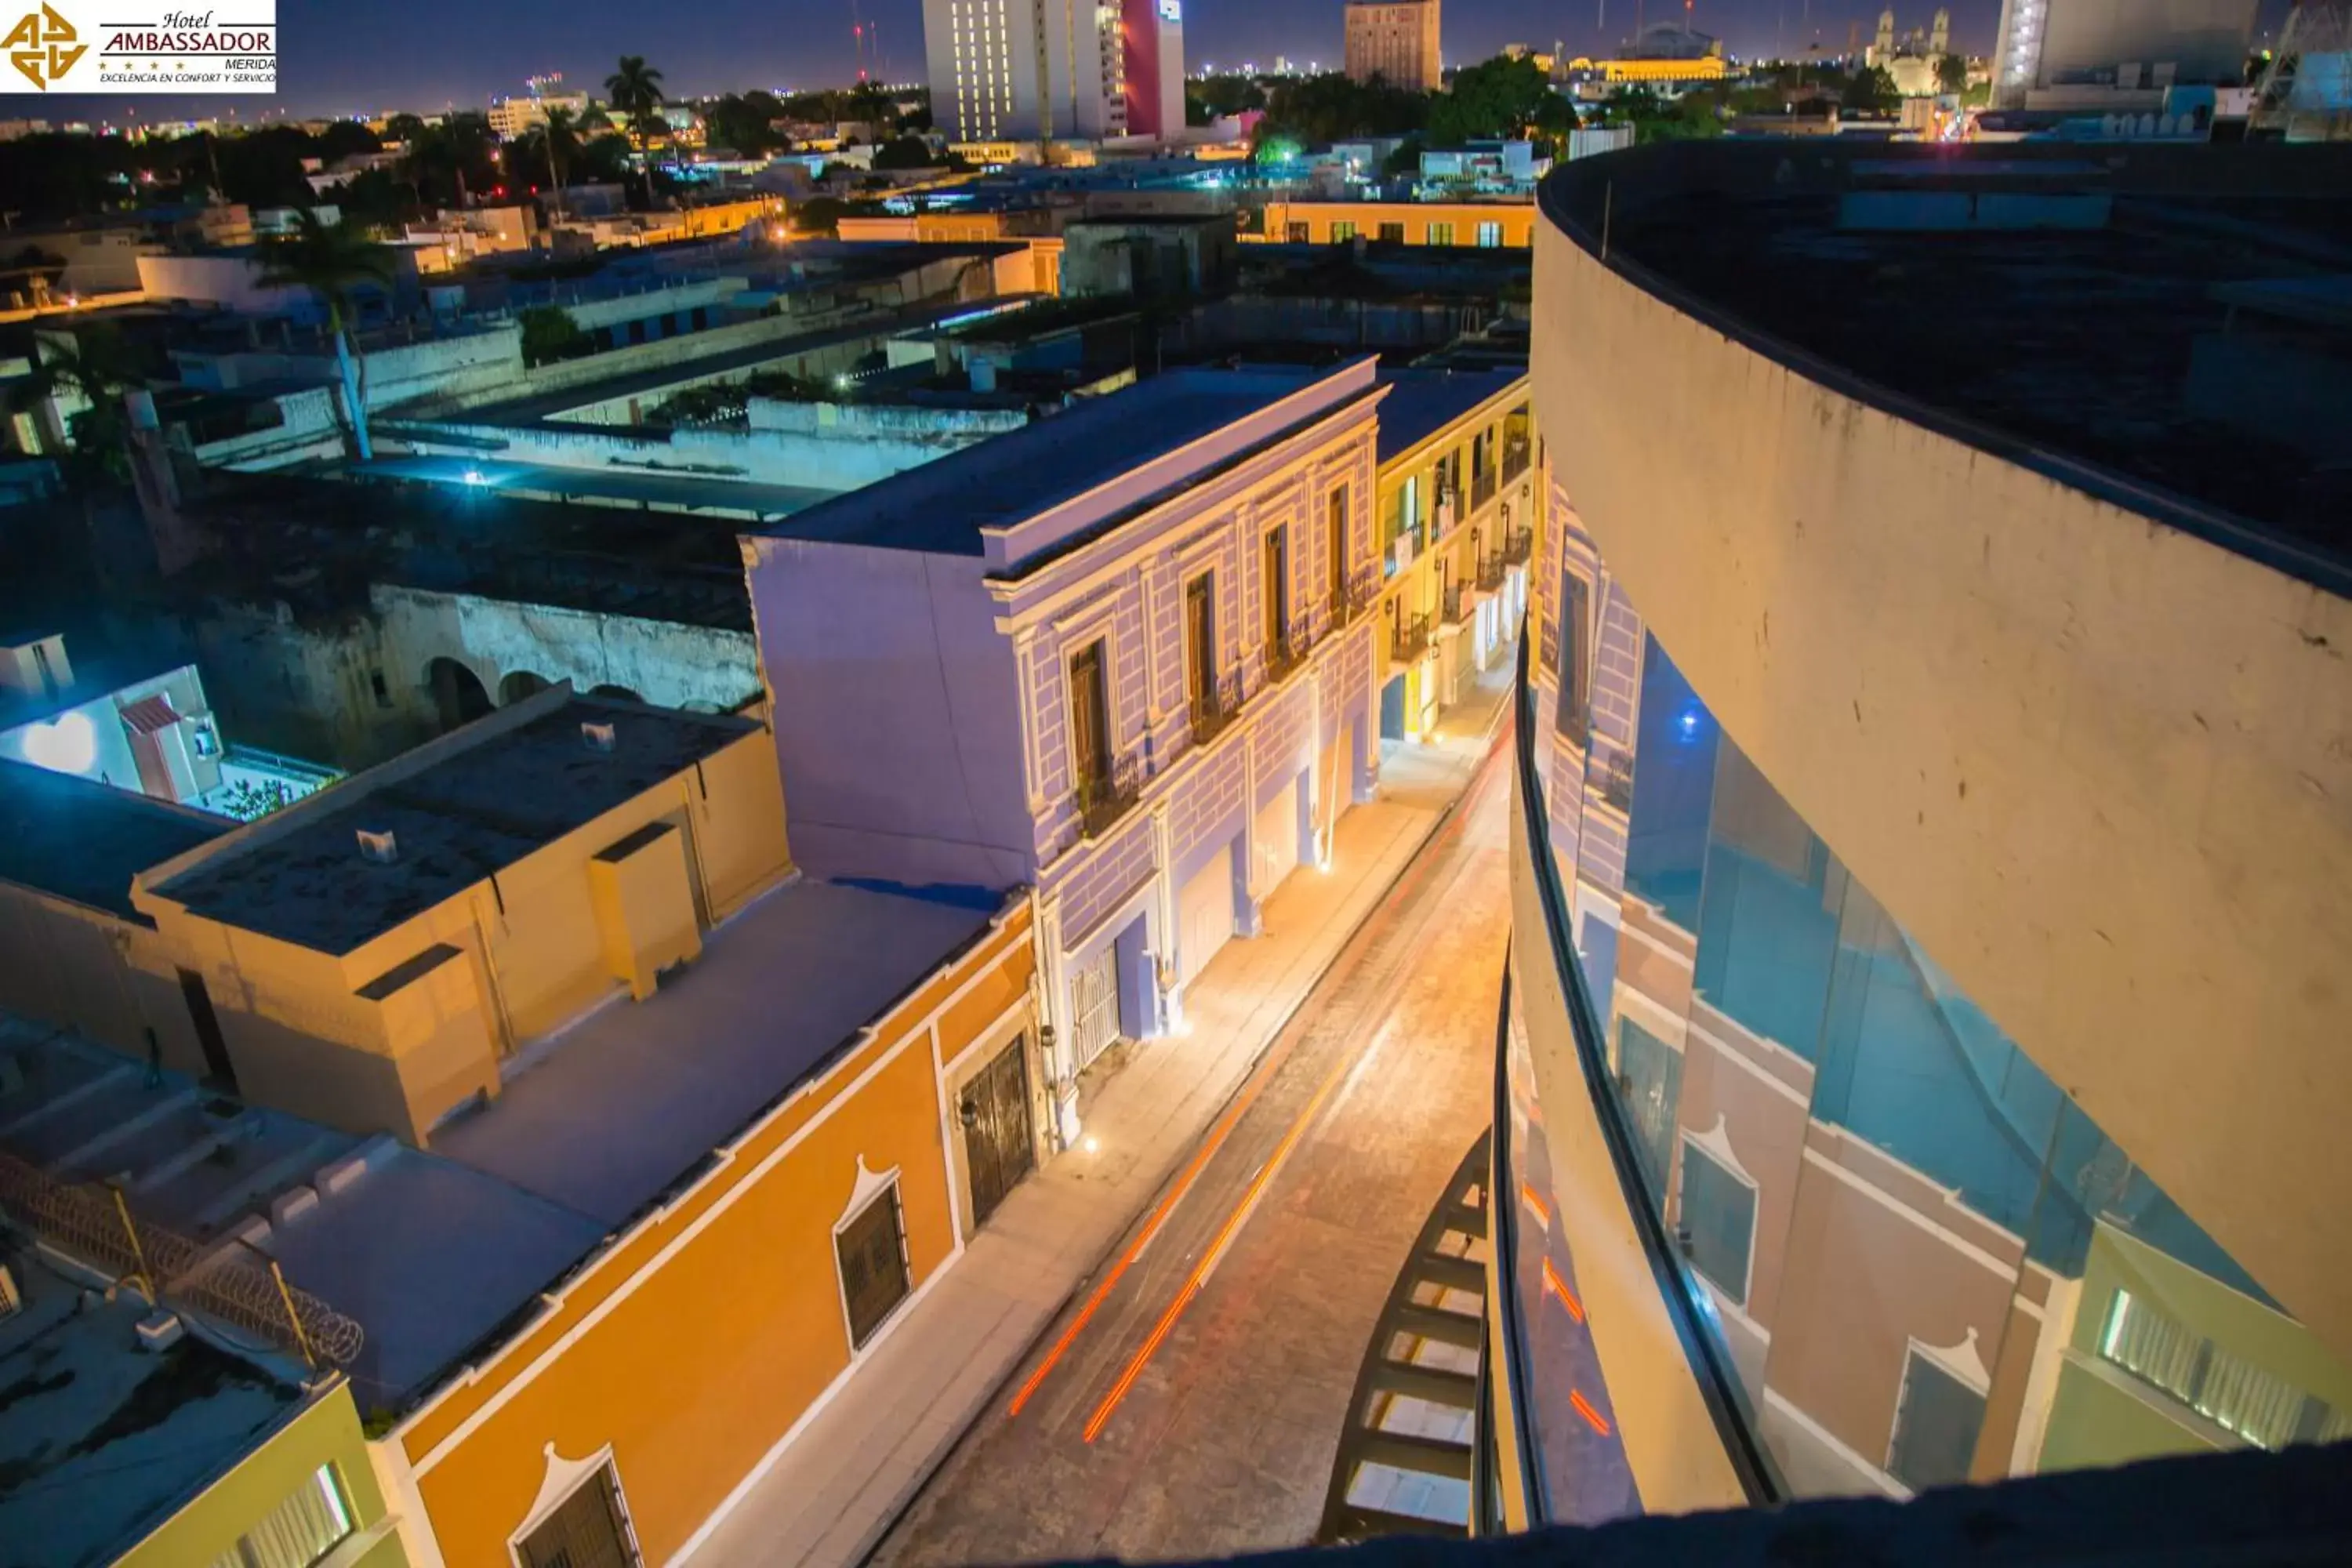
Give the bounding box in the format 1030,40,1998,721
357,828,399,864
580,720,616,753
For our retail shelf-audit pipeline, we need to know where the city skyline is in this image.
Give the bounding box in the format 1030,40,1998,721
16,0,2025,128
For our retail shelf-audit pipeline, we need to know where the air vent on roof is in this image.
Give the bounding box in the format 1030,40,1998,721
357,828,399,864
581,720,616,753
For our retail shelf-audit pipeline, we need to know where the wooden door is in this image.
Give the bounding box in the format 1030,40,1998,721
960,1036,1035,1229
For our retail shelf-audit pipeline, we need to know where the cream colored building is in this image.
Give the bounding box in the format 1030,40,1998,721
1345,0,1443,91
125,686,792,1143
1371,369,1534,745
1256,199,1535,248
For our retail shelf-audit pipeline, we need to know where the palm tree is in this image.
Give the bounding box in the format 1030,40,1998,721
538,106,580,214
10,325,142,476
256,210,397,463
604,55,666,205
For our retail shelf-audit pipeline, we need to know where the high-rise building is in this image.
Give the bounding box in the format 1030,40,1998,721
1123,0,1187,140
1990,0,2256,107
1344,0,1443,92
924,0,1183,143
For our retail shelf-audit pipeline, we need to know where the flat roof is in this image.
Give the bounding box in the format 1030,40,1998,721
152,695,757,955
0,872,1011,1412
0,1244,308,1568
347,454,837,523
1547,142,2352,579
433,879,998,1224
0,760,232,920
1376,368,1524,463
757,365,1331,556
180,471,757,633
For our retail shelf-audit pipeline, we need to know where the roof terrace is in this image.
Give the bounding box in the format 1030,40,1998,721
1541,141,2352,586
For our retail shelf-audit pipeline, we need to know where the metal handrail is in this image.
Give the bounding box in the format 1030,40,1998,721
1477,554,1507,592
1440,582,1470,627
1502,525,1534,566
1502,439,1532,483
1472,470,1498,510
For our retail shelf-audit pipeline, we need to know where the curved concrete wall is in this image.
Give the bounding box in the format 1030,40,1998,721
1531,170,2352,1357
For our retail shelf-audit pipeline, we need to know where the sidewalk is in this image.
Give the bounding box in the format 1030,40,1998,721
681,660,1515,1568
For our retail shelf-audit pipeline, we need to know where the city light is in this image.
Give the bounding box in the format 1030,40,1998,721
20,712,97,776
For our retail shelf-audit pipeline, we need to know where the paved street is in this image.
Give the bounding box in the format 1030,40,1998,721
864,715,1515,1566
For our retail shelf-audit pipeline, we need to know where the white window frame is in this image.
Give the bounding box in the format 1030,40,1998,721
1675,1123,1759,1309
833,1155,913,1356
1054,598,1126,808
506,1446,644,1568
1885,1333,1993,1491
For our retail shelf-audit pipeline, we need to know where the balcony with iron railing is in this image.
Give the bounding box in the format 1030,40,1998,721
1502,524,1534,566
1391,611,1432,664
1073,750,1142,840
1189,671,1243,748
1471,467,1498,510
1439,581,1469,628
1475,554,1507,593
1265,627,1309,684
1501,436,1532,484
1332,564,1381,629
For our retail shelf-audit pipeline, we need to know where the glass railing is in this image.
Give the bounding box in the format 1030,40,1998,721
1494,619,2352,1526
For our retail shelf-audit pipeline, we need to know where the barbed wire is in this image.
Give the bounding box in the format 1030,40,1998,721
0,1149,363,1367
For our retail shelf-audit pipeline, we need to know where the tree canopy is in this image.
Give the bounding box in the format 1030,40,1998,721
1255,71,1428,145
1426,56,1569,144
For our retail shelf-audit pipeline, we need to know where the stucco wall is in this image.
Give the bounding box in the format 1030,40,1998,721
187,588,757,772
115,1379,403,1568
390,907,1033,1568
1531,191,2352,1356
742,541,1032,889
0,884,212,1073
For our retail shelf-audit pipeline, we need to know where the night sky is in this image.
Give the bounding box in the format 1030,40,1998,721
32,0,2026,127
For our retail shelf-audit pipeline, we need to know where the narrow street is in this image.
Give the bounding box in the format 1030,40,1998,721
866,726,1515,1566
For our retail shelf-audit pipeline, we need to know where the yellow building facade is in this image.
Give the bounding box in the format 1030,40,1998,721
1374,373,1537,739
129,688,793,1145
377,901,1039,1568
1256,201,1538,249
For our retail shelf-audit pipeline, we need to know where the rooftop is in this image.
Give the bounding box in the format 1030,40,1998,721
759,365,1334,557
1375,368,1525,463
432,878,998,1224
0,1242,307,1568
176,470,755,632
1544,141,2352,584
0,875,1007,1412
0,760,231,920
151,693,757,955
347,453,836,523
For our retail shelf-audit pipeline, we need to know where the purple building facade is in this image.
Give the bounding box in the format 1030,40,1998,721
744,361,1386,1141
